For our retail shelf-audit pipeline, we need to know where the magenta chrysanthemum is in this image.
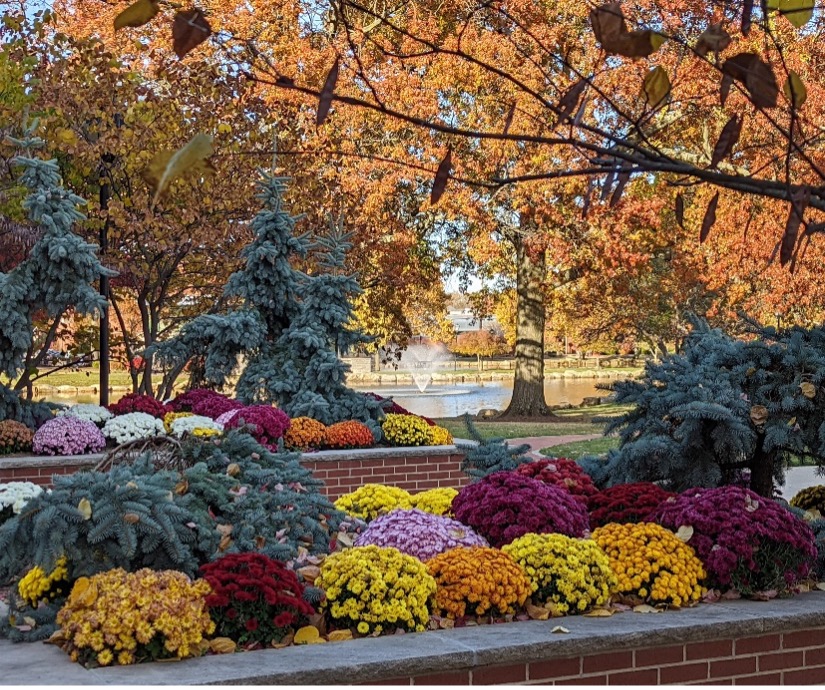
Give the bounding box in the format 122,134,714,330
354,509,488,561
226,405,291,449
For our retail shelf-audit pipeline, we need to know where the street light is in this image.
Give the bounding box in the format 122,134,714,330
775,312,782,330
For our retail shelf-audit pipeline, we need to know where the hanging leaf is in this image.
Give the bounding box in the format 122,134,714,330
781,187,811,266
610,170,631,208
172,8,211,59
430,149,452,205
146,132,214,205
590,3,665,58
114,0,159,30
700,192,719,243
779,0,815,28
317,58,340,126
741,0,754,35
696,23,732,58
556,80,587,126
783,71,807,109
643,66,670,108
722,53,778,108
720,73,734,107
675,193,685,228
710,115,742,169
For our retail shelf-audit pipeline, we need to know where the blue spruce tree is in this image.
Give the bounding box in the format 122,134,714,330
581,316,825,497
0,130,113,424
153,174,383,429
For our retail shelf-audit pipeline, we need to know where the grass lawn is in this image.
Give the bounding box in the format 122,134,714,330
540,436,619,459
0,369,192,390
434,418,606,440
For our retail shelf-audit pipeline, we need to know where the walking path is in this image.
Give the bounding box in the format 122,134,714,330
506,435,820,499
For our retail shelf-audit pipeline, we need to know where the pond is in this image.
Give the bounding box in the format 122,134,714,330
39,378,613,419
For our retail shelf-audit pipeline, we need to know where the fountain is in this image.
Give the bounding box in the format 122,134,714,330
399,342,452,393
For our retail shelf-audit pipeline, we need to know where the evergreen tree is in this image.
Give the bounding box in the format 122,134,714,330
0,128,113,417
153,174,383,428
582,317,825,497
458,414,533,480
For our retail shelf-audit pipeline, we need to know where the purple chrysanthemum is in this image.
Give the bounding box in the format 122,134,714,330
32,416,106,456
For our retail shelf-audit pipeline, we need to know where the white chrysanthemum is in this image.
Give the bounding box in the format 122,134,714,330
170,415,223,438
102,412,165,444
0,481,44,514
57,403,113,426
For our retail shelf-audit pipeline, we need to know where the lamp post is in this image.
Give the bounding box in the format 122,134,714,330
775,312,782,331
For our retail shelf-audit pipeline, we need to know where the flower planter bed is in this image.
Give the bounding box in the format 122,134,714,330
2,594,825,684
0,445,470,500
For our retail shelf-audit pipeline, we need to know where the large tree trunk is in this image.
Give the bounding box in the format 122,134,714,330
501,234,553,418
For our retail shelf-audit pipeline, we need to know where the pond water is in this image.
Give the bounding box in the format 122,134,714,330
40,379,611,418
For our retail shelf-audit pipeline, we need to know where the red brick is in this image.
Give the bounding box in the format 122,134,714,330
783,629,825,649
608,669,658,685
806,647,825,666
412,670,469,684
472,664,527,684
692,680,732,686
686,640,733,660
732,674,782,685
710,657,757,678
528,657,581,681
427,471,452,479
583,652,633,673
660,662,709,684
758,650,803,672
557,675,608,685
734,635,781,655
635,645,684,667
783,666,825,684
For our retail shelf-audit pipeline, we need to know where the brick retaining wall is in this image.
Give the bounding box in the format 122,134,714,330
0,446,470,500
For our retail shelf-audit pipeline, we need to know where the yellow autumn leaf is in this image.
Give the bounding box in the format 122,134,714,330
146,133,214,205
208,637,237,654
779,0,815,28
114,0,160,30
78,498,92,520
800,381,817,399
56,128,78,146
527,603,550,620
584,608,615,617
643,66,670,108
783,71,808,108
633,604,662,614
294,625,321,644
327,630,354,642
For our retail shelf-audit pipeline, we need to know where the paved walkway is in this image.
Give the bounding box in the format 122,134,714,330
506,435,823,499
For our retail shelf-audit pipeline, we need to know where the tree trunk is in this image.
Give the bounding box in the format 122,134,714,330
501,234,554,418
749,435,775,497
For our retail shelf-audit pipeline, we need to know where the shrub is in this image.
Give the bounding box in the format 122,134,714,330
426,547,531,619
226,405,290,449
200,552,314,646
0,419,34,455
102,412,165,445
428,425,454,446
381,413,432,446
410,487,458,516
108,393,168,419
192,394,243,421
452,471,589,547
502,534,616,614
592,522,706,607
163,411,194,433
17,556,70,607
354,509,487,561
33,416,106,456
316,545,436,634
169,388,221,412
650,486,817,595
283,417,327,451
588,482,676,529
334,484,412,522
322,420,375,449
516,458,598,505
790,485,825,514
54,568,214,666
57,404,113,427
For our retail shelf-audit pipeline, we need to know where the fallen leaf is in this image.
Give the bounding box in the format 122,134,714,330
226,462,241,477
801,382,817,399
272,632,295,648
209,637,236,654
721,589,742,600
218,534,232,551
751,589,778,601
174,479,189,495
675,525,694,542
633,604,662,614
77,498,92,520
123,512,140,524
114,0,159,30
584,608,615,617
216,524,233,537
527,603,550,620
327,630,353,642
551,625,570,634
294,625,321,644
816,582,825,591
749,404,769,426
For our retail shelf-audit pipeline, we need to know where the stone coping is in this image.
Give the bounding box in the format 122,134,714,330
3,593,825,685
0,442,473,471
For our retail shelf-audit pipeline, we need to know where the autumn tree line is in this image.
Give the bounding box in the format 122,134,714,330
1,0,824,417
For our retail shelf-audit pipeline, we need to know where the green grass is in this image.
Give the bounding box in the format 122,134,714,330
1,369,190,390
434,418,605,440
540,436,619,459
